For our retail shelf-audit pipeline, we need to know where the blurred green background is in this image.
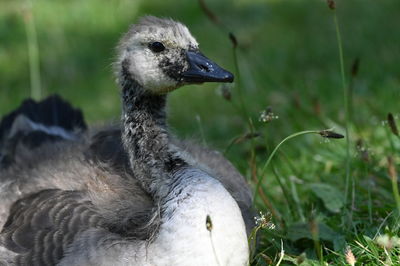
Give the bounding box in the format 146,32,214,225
1,0,400,263
2,0,399,175
2,0,399,146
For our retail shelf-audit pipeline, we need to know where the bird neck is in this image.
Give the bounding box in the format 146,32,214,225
119,64,186,200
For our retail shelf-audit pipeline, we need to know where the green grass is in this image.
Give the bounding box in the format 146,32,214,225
1,0,400,264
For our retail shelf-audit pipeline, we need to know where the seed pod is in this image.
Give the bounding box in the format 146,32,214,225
351,57,360,77
229,32,238,48
206,215,213,231
319,130,344,139
345,247,356,266
327,0,336,10
221,84,232,101
387,113,399,136
198,0,219,25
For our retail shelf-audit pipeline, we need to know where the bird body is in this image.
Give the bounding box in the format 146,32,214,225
58,168,248,266
0,16,252,265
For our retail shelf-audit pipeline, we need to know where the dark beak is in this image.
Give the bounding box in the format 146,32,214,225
181,51,234,83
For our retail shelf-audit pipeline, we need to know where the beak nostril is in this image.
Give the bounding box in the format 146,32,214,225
198,65,207,72
199,64,211,72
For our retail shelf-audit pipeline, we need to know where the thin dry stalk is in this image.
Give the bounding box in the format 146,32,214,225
387,156,400,213
22,0,41,100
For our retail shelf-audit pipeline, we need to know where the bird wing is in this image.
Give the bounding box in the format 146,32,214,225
0,95,86,169
0,189,103,265
0,186,156,266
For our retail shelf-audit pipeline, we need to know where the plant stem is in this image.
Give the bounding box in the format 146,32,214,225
195,115,207,146
232,47,249,121
275,239,285,266
289,175,305,222
23,0,41,100
253,130,318,204
391,177,400,215
272,167,296,219
333,11,351,207
388,157,400,214
232,45,264,212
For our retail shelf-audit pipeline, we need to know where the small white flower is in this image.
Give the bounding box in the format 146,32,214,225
345,246,356,266
254,211,275,229
259,107,278,123
376,234,400,249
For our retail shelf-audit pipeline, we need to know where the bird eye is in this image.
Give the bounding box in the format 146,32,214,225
148,42,165,53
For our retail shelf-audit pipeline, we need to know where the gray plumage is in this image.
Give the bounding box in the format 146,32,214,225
0,16,253,265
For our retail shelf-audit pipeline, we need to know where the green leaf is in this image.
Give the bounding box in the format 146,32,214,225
287,222,337,242
308,183,344,213
333,235,346,251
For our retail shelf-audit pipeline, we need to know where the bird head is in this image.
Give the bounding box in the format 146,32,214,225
115,16,234,94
